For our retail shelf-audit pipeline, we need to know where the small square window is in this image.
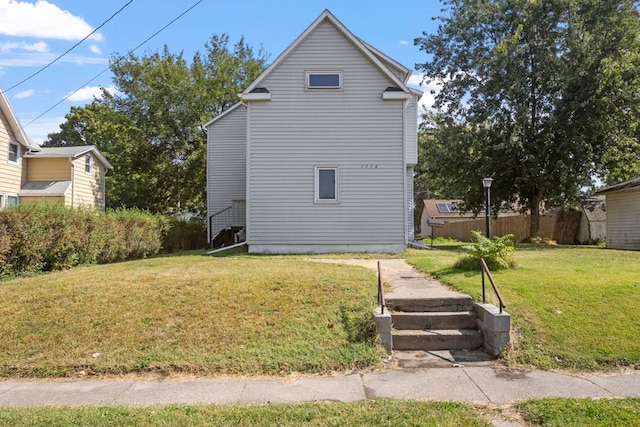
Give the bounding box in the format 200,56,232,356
8,142,19,163
85,154,93,174
306,72,342,89
315,167,339,203
7,196,18,207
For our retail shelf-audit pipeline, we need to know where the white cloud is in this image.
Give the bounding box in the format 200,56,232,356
407,73,441,111
400,40,409,46
14,89,34,99
65,86,118,102
0,52,107,67
0,41,49,52
0,0,103,41
89,44,101,55
21,115,65,145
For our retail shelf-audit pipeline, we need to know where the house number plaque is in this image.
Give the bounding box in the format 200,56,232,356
360,164,378,169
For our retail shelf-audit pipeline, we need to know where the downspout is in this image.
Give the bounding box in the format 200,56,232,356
402,98,408,246
70,160,75,208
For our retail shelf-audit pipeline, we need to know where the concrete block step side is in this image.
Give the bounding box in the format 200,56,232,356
391,311,478,330
392,329,484,351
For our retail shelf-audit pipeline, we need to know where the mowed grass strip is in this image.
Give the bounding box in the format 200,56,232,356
0,253,382,377
516,398,640,427
0,401,491,427
406,245,640,371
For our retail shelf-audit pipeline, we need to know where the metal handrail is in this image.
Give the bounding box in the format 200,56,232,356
480,258,506,313
377,261,385,314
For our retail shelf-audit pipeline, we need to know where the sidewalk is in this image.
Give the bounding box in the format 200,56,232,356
0,259,638,408
0,365,638,407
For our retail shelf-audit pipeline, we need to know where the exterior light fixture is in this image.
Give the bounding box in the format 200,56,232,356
483,176,494,238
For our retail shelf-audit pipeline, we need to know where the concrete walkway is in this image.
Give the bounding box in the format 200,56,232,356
0,260,638,411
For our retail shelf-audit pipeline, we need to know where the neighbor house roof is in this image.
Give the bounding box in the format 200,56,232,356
18,180,72,197
596,177,640,195
24,145,113,169
0,87,40,151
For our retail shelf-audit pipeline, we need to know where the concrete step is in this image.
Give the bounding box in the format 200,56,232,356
392,329,484,351
386,296,474,312
391,311,478,330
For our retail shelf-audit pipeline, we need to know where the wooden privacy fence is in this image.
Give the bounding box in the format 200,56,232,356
429,211,582,243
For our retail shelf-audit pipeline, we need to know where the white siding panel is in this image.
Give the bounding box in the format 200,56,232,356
405,98,418,165
606,189,640,250
247,20,406,252
207,106,247,217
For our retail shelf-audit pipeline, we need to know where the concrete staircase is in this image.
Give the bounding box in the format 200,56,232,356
387,293,484,351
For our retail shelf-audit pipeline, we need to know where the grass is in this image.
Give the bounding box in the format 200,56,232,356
406,244,640,371
516,398,640,426
0,252,383,378
0,401,491,427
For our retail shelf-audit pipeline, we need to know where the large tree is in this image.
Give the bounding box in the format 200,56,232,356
46,35,268,215
415,0,640,236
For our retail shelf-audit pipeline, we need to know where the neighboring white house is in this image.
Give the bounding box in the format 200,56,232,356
597,178,640,250
206,10,422,254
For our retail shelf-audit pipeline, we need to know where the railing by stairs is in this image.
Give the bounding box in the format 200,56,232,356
208,200,246,244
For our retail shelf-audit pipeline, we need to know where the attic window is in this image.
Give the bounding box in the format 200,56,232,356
306,72,342,89
85,154,93,174
8,142,19,163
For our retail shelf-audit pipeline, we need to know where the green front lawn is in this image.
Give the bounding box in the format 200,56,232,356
406,245,640,371
0,253,382,377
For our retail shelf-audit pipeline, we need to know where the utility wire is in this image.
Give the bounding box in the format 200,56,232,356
2,0,134,94
23,0,204,129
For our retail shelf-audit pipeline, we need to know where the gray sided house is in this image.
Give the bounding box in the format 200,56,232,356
597,178,640,250
205,10,422,254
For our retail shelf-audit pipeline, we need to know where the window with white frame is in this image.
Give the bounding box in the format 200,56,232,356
0,195,4,209
85,154,93,174
8,142,19,163
315,167,339,203
306,71,342,89
7,196,18,207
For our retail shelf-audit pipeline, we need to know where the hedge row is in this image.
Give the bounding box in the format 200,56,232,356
0,204,169,279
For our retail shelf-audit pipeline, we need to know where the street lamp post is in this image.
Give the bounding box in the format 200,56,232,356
483,176,494,239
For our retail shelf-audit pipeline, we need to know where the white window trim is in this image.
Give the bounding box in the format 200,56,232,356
306,71,342,90
8,141,19,164
314,166,339,204
0,194,4,210
6,195,19,207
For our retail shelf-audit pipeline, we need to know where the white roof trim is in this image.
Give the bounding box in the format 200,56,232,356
239,92,271,102
383,91,412,100
204,102,244,128
242,9,411,96
359,39,411,83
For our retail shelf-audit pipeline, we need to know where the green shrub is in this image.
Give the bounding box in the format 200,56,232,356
455,230,516,271
0,204,169,279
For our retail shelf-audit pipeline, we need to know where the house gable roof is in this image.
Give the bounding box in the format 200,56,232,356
0,88,39,151
241,9,416,98
596,177,640,195
203,102,243,128
25,145,113,170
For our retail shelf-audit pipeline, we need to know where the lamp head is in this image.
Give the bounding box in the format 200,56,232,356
482,176,494,189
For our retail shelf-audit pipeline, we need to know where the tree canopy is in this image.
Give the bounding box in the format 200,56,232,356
46,35,268,215
415,0,640,236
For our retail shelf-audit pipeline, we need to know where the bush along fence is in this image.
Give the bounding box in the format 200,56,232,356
0,204,170,279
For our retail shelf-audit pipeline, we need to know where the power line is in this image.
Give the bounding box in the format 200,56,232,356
23,0,205,129
2,0,134,94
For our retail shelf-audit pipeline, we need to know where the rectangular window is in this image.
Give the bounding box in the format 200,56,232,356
8,142,19,163
0,195,4,209
7,196,18,207
315,167,339,203
306,72,342,89
85,154,93,174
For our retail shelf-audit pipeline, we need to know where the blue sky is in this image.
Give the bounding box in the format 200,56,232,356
0,0,442,144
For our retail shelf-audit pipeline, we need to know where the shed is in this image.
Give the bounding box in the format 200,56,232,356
596,178,640,250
